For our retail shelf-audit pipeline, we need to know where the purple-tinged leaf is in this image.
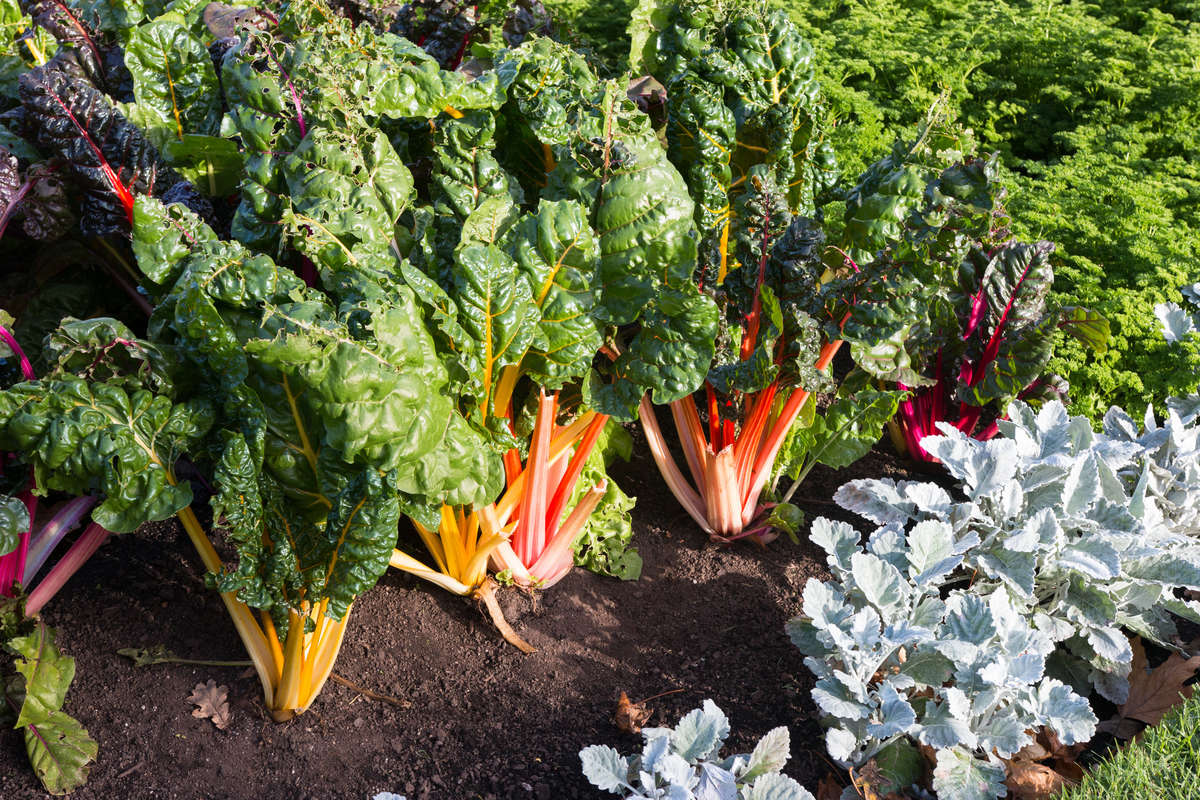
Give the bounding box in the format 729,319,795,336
19,0,105,87
19,58,211,236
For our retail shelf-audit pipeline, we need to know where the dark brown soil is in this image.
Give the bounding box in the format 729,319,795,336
0,437,917,800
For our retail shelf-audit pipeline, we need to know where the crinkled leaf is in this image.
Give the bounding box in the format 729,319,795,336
43,317,174,394
0,378,212,532
570,421,639,580
508,198,603,387
20,58,211,236
124,18,221,146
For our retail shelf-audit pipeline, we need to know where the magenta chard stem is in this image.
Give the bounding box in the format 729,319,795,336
23,495,98,585
25,522,112,617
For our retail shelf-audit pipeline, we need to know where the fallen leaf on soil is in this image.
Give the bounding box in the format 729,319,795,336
1014,740,1049,762
1004,727,1084,799
188,680,232,730
1100,637,1200,739
614,691,652,734
1005,760,1068,800
1054,758,1084,784
815,773,843,800
1038,728,1084,768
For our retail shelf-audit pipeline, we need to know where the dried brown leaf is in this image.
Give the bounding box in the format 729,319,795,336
1005,761,1069,800
815,773,843,800
850,761,885,800
1013,740,1049,762
188,679,232,730
614,691,651,735
1102,637,1200,739
1055,759,1085,784
1038,727,1084,763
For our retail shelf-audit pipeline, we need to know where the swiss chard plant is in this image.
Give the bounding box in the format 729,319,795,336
207,10,710,650
0,317,186,616
3,0,528,717
626,0,910,543
389,0,551,69
580,699,815,800
129,188,498,719
832,119,1110,462
790,398,1200,799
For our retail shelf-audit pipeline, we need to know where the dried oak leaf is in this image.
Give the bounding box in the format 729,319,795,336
1005,760,1069,800
614,691,652,735
1101,637,1200,739
188,679,232,730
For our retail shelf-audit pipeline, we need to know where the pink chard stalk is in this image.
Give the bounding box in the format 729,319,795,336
0,324,115,614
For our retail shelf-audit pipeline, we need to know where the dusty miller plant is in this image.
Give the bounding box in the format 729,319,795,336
1154,283,1200,438
790,399,1200,800
579,700,814,799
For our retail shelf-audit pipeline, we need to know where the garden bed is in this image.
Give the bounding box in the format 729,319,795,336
0,438,917,800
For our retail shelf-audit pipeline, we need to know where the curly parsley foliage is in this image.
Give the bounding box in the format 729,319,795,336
777,0,1200,419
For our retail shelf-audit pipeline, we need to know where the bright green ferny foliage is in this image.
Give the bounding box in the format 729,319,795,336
773,0,1200,419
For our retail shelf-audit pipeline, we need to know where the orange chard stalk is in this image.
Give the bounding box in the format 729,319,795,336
491,390,610,589
639,327,846,543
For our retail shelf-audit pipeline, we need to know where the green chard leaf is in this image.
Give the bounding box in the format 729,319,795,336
570,420,639,581
124,17,221,148
0,377,213,532
4,620,97,796
509,198,604,390
134,195,501,631
0,496,30,558
782,388,906,476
